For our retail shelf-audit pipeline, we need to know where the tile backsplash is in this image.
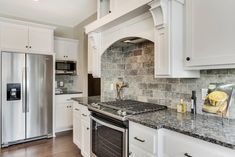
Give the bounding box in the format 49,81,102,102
55,75,79,91
101,41,235,116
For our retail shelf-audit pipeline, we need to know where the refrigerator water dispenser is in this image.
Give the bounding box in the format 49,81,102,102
7,83,21,101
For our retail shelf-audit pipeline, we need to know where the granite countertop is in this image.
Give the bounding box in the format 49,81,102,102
55,91,83,95
71,96,101,106
128,109,235,149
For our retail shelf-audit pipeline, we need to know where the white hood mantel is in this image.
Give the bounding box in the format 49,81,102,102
85,0,199,78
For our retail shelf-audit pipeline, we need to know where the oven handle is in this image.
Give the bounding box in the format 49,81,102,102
90,115,126,133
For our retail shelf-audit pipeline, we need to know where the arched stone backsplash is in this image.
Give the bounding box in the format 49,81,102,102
101,40,235,116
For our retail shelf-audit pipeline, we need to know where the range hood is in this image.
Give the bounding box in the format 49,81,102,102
85,0,199,78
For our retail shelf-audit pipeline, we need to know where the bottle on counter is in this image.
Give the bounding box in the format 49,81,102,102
177,99,187,113
191,91,197,115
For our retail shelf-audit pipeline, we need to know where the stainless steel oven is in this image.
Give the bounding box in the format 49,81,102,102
90,112,128,157
55,60,77,75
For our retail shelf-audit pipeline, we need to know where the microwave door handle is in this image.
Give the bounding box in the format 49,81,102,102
90,116,126,133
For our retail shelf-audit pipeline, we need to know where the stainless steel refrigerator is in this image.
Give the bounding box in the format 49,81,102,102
1,52,53,147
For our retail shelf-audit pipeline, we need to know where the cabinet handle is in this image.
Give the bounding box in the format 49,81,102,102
128,152,132,156
87,127,89,130
184,153,192,157
186,57,191,61
75,108,79,111
82,114,87,117
134,137,145,143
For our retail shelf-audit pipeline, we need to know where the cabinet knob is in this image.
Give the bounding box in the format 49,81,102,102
87,127,89,130
134,137,145,143
26,46,28,48
186,57,191,61
184,153,192,157
29,46,32,48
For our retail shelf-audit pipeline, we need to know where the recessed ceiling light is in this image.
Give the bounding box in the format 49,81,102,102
33,0,39,2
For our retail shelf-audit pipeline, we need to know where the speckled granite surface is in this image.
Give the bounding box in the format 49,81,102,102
71,96,101,106
128,109,235,149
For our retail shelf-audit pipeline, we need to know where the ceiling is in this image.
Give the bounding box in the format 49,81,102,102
0,0,97,27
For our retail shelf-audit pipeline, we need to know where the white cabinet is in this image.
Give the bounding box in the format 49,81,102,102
73,102,91,157
129,145,155,157
55,94,82,132
149,0,200,78
73,103,82,147
158,129,235,157
0,22,28,52
129,121,158,157
28,26,53,54
54,37,78,61
0,21,54,54
185,0,235,70
55,102,73,132
81,119,91,157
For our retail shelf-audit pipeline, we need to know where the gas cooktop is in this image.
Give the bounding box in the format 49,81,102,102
88,100,167,121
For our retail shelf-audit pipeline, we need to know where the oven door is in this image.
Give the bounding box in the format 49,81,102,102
91,115,128,157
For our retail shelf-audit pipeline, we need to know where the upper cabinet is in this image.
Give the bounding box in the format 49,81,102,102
28,26,54,54
0,19,55,54
98,0,112,18
185,0,235,70
0,22,28,52
54,37,78,61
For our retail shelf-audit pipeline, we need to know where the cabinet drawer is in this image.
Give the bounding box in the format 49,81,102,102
80,106,90,122
129,122,157,154
158,129,235,157
73,102,90,122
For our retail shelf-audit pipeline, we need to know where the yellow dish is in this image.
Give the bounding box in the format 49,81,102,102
207,91,228,106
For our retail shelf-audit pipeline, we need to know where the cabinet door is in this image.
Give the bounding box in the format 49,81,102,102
158,129,235,157
55,39,66,60
55,103,73,132
0,22,28,52
185,0,235,68
28,26,53,54
73,105,81,147
66,41,78,61
81,119,91,157
129,145,155,157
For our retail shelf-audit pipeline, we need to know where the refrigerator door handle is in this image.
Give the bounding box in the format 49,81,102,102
26,66,29,113
22,67,26,113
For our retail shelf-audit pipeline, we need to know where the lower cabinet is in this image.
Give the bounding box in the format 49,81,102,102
129,121,158,157
73,102,91,157
55,102,73,132
158,129,235,157
129,145,155,157
129,122,235,157
81,119,91,157
55,94,83,133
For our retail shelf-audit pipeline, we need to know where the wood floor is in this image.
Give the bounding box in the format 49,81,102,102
0,132,82,157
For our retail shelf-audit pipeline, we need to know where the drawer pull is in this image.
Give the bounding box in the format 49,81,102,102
82,114,87,117
134,137,145,143
75,108,79,111
184,153,192,157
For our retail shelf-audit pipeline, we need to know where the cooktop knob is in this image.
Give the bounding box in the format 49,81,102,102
91,103,100,109
117,110,122,115
122,111,127,116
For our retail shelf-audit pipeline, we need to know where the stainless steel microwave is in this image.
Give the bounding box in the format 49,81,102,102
55,60,77,75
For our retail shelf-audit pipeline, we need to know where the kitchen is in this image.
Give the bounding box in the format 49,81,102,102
0,0,235,157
